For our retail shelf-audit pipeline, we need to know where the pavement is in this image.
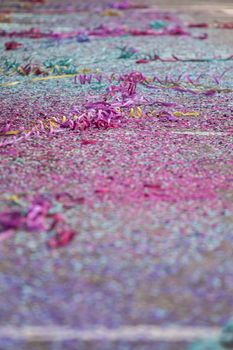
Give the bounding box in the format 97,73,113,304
0,1,233,349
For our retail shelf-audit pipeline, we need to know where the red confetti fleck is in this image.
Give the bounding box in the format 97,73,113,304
136,59,150,64
188,23,209,28
217,23,233,29
81,139,97,145
47,230,76,249
5,41,22,50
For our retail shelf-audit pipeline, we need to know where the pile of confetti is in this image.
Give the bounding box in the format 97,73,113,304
0,0,233,349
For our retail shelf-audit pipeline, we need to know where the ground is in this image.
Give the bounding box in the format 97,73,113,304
0,0,233,349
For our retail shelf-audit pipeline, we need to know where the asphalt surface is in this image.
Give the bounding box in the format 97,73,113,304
0,1,233,349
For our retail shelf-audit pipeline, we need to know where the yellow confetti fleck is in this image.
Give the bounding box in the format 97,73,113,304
102,9,122,16
0,81,20,87
130,107,143,118
0,130,21,136
32,74,77,82
49,120,58,128
173,111,200,117
7,195,20,203
79,68,92,74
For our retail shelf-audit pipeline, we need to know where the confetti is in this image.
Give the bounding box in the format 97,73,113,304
0,1,233,349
